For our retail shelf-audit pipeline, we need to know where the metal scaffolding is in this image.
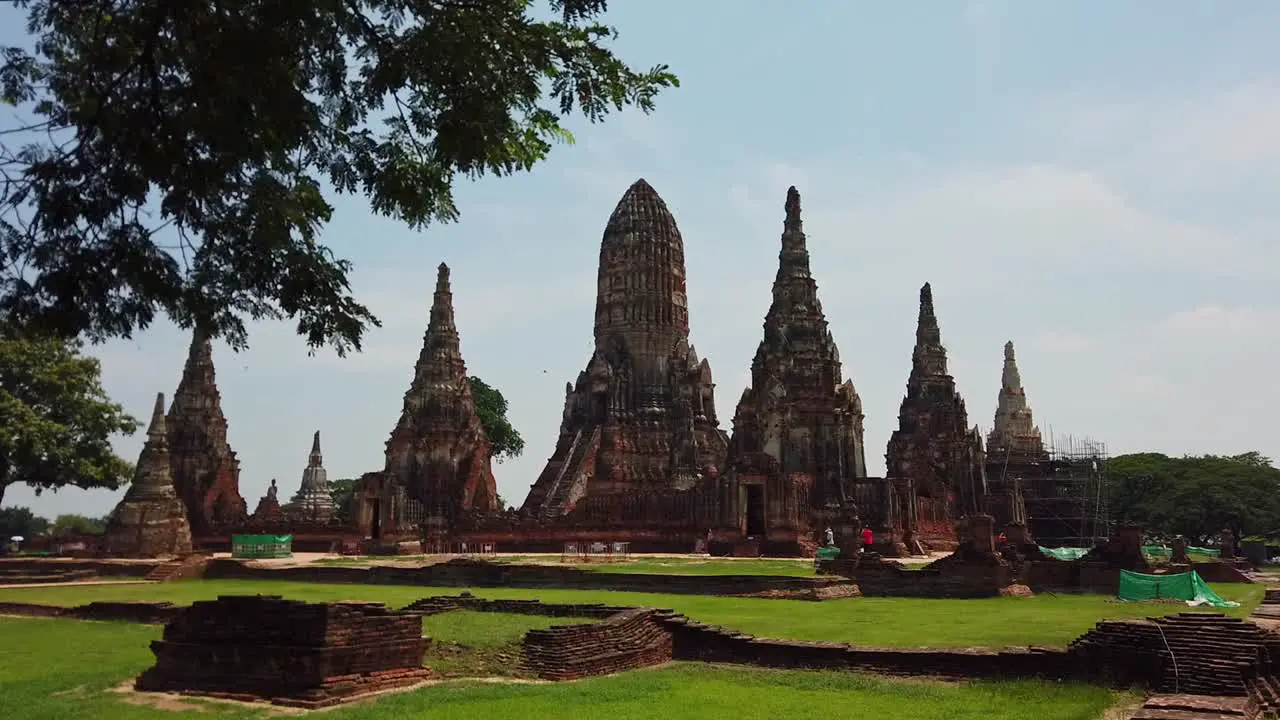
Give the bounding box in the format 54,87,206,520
1020,430,1111,549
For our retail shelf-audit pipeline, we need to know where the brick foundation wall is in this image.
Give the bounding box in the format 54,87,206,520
815,557,1010,598
134,595,430,708
0,568,98,584
658,611,1072,678
0,600,181,623
7,592,1277,700
522,608,674,680
0,558,160,578
204,558,849,597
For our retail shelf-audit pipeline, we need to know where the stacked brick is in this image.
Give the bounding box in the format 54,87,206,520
522,608,674,680
135,595,430,708
1069,613,1280,697
658,611,1068,678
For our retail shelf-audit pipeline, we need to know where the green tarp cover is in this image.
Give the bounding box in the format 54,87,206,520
1039,546,1089,561
231,534,292,544
1142,545,1222,558
815,547,841,560
1117,569,1239,608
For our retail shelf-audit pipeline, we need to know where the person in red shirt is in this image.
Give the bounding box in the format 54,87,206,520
860,527,874,551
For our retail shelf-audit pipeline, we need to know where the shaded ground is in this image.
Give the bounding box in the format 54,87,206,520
0,616,1133,720
0,578,1261,648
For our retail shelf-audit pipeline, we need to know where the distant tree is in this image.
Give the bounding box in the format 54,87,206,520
0,506,50,539
0,329,139,507
1107,452,1280,544
468,377,525,463
50,513,107,536
328,478,358,525
1,0,677,355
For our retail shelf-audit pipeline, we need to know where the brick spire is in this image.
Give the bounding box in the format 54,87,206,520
130,393,179,498
167,327,246,533
730,185,868,510
380,262,498,524
409,263,467,391
776,186,812,281
987,341,1044,456
309,430,322,464
593,178,691,359
103,392,193,557
916,282,942,349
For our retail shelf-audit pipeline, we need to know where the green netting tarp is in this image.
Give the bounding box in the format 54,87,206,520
1039,546,1089,561
1117,569,1239,608
1189,546,1221,557
1143,545,1222,558
231,534,293,559
816,546,841,560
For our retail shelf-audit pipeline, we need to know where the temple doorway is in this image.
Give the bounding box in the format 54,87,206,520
370,499,382,540
745,485,765,537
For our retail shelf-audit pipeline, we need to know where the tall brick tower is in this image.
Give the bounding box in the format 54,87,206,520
522,179,728,516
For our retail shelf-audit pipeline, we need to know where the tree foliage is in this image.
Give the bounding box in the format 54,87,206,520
467,376,524,463
0,330,139,507
0,506,49,539
327,477,358,524
49,513,107,536
1107,452,1280,544
0,0,677,354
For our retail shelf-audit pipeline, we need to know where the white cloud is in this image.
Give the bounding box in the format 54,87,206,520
1021,83,1280,195
1156,306,1280,343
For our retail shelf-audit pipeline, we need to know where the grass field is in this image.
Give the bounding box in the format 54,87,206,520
313,555,824,576
422,611,595,678
0,578,1262,648
0,616,1134,720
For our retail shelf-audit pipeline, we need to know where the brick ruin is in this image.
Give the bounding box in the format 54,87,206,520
115,178,1110,560
135,595,430,708
166,328,248,535
520,178,729,517
718,187,869,556
353,263,499,550
11,591,1280,716
103,393,194,558
883,283,988,552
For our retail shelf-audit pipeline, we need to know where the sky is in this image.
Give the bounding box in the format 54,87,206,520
3,1,1280,518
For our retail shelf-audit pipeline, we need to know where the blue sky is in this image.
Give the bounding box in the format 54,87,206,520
4,1,1280,517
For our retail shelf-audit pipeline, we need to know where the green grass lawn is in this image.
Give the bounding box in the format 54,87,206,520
421,611,595,678
0,617,1133,720
314,555,823,576
0,578,1262,648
